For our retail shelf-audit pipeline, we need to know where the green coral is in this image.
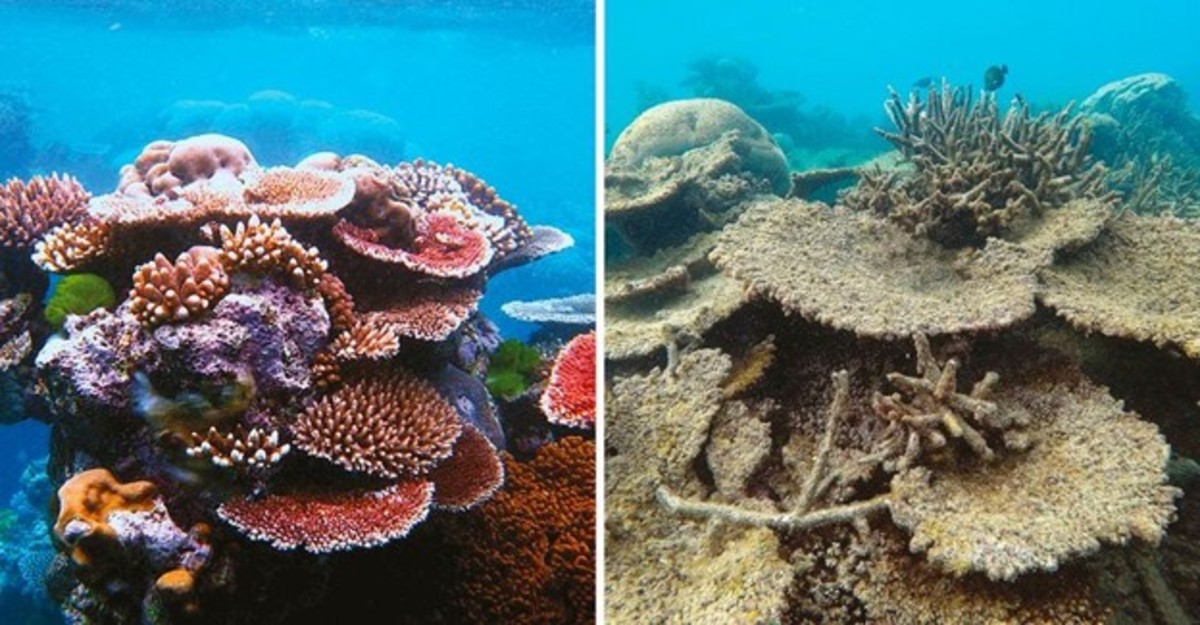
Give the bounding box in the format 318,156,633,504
44,274,116,328
486,339,542,400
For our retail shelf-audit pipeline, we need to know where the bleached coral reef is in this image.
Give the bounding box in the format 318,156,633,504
605,82,1200,623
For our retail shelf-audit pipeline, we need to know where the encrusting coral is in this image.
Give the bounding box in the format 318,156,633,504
438,437,594,625
4,132,591,622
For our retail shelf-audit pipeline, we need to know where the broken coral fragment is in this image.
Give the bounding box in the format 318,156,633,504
607,348,793,624
606,230,745,360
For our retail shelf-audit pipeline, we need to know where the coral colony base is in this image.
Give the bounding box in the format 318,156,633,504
0,132,595,623
605,77,1200,624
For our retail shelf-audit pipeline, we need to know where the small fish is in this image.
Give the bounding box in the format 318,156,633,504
912,76,935,89
984,64,1008,91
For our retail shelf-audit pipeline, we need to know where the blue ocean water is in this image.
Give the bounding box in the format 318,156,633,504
0,2,593,613
607,0,1200,152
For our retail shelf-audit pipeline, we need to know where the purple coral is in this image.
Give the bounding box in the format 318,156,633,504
37,278,329,420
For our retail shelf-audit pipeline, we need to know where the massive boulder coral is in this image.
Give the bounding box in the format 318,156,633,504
606,98,791,254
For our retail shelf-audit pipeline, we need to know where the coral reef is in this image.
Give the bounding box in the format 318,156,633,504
540,331,596,429
1040,214,1200,357
1081,73,1200,216
2,133,591,623
606,84,1198,623
501,292,595,327
438,437,595,624
606,98,791,254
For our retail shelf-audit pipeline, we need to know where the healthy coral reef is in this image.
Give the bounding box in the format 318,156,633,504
606,82,1199,623
0,133,592,623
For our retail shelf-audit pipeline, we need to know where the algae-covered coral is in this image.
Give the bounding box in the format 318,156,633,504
0,133,594,624
605,78,1200,623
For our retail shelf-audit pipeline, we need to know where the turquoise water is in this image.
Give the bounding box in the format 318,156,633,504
606,0,1200,153
0,2,593,618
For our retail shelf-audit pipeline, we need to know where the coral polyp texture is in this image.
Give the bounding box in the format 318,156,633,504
606,80,1199,624
0,174,90,250
541,331,596,428
0,133,590,623
292,369,463,479
217,481,435,553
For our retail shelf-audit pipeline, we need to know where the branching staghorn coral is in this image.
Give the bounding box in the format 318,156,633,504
844,81,1117,248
